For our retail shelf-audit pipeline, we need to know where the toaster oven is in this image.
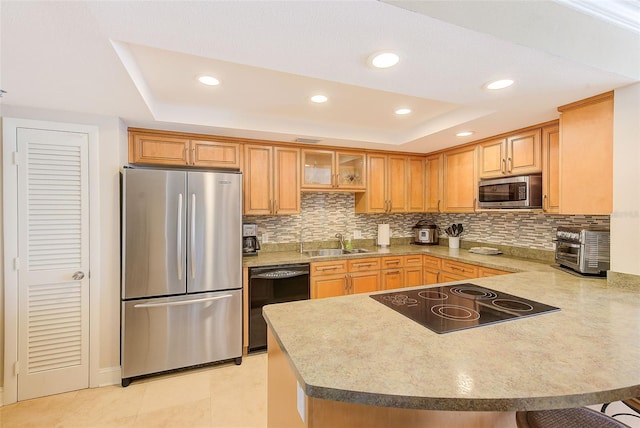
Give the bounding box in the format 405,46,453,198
555,227,610,275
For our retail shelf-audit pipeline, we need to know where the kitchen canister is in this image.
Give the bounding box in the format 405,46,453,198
377,224,390,247
449,236,460,249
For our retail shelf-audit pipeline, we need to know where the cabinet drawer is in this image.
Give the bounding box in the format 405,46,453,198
403,255,423,267
311,260,348,276
441,259,478,278
348,257,381,272
423,255,442,270
440,272,468,282
381,256,403,269
478,267,510,277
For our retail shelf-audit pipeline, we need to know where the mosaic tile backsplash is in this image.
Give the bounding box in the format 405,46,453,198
243,193,610,251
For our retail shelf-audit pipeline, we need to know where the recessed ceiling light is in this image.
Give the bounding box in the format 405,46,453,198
485,79,514,90
198,75,220,86
370,52,400,69
456,131,474,137
310,95,328,103
395,108,412,115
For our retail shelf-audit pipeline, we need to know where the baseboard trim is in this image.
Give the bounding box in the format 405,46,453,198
98,366,121,387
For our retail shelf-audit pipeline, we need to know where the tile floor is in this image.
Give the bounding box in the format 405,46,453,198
0,352,267,428
1,351,639,428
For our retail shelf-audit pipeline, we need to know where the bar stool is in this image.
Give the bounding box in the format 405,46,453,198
515,407,631,428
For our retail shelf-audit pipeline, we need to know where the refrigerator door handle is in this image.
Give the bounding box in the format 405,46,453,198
191,193,196,279
177,193,183,280
133,294,232,308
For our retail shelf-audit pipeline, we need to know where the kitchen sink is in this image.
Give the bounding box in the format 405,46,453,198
303,248,371,258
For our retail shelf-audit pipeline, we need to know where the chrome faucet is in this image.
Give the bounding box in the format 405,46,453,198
335,233,345,250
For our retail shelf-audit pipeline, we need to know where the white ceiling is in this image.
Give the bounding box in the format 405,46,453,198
1,1,639,153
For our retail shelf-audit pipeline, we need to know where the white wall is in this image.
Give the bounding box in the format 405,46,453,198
612,83,640,276
0,106,125,391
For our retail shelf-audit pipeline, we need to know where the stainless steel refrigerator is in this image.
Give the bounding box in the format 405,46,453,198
120,167,242,387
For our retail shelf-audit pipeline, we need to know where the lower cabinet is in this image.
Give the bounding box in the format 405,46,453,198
311,254,511,298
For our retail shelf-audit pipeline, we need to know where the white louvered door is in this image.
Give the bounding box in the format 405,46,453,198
16,128,90,400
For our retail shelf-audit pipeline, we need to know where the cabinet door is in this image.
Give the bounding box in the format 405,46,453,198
302,149,334,189
407,156,426,212
477,138,506,178
244,145,273,215
423,269,441,285
350,271,380,294
336,152,365,190
311,275,348,299
381,269,404,290
558,92,613,214
364,154,387,213
129,133,189,165
425,154,443,213
191,139,241,168
388,155,408,213
507,129,541,175
404,267,423,287
273,147,300,215
542,124,560,214
443,145,476,213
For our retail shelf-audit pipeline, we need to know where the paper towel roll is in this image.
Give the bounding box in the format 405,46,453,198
377,224,390,247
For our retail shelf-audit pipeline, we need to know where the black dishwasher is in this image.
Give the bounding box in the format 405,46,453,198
248,264,310,352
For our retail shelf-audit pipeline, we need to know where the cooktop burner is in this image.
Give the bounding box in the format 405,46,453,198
370,283,560,334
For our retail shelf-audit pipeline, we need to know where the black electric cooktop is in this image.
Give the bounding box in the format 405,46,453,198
370,283,560,334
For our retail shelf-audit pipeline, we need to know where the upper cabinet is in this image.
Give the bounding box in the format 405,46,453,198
407,156,426,213
558,92,613,215
355,154,409,213
425,154,443,213
301,149,366,191
477,129,541,178
244,145,300,215
443,145,477,213
542,124,560,213
129,129,241,169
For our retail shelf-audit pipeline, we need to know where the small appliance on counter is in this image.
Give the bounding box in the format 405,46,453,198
242,223,261,256
412,220,438,245
555,226,610,276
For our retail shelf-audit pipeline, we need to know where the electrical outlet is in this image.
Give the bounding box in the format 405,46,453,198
353,230,362,239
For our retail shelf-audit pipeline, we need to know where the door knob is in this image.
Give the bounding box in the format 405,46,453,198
72,271,85,280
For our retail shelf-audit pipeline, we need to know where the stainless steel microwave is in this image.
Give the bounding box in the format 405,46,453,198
478,174,542,209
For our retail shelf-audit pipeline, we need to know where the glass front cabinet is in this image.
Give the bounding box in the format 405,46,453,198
302,149,365,191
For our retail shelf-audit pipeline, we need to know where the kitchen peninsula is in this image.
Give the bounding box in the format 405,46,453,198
263,269,640,427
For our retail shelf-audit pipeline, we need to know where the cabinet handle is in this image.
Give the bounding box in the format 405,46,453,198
355,263,375,268
502,158,506,174
317,265,340,272
474,198,477,211
387,260,401,265
192,148,196,165
274,200,279,214
543,194,548,212
507,157,512,173
437,200,441,213
335,173,339,188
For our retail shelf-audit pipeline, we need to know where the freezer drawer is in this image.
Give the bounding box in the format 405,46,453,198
121,289,242,381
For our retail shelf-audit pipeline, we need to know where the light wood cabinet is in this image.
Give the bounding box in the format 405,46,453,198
425,154,443,213
558,92,613,214
443,145,477,213
301,149,365,191
408,156,426,212
423,255,442,285
129,130,241,168
441,259,479,279
477,267,510,277
542,124,560,213
403,255,423,287
244,145,300,215
381,256,404,290
355,154,409,213
311,258,380,298
477,129,541,178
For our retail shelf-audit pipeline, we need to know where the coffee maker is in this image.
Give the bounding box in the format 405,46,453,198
242,223,260,257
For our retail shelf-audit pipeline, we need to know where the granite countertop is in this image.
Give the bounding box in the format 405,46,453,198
263,269,640,412
243,243,554,274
